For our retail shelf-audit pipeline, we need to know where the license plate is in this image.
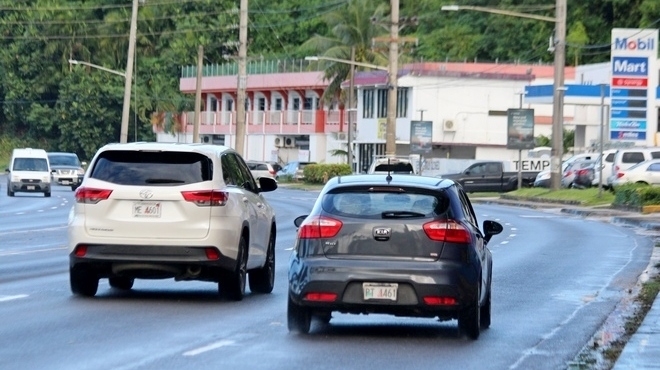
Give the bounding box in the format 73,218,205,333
62,180,70,185
363,283,398,301
27,185,35,190
133,202,161,218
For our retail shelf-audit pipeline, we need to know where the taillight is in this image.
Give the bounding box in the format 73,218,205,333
74,245,88,257
563,170,572,178
423,296,457,306
303,292,338,302
181,190,228,206
617,173,625,179
577,169,588,176
423,220,472,243
269,169,276,176
205,248,220,260
75,187,112,204
298,216,343,239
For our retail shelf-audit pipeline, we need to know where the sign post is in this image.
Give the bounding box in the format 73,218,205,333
410,120,433,175
506,108,535,189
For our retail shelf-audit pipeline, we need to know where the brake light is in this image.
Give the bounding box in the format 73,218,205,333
423,220,472,243
617,173,625,179
75,187,112,204
304,292,338,302
181,190,228,206
74,245,88,257
577,169,588,176
205,248,220,260
423,296,457,306
269,169,276,176
298,216,343,239
563,170,572,178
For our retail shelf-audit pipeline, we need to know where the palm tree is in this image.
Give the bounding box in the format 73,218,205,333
300,0,390,102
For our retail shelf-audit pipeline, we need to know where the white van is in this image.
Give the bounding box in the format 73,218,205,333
5,148,52,197
607,147,660,186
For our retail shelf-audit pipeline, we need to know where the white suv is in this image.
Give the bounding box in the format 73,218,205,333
68,142,278,300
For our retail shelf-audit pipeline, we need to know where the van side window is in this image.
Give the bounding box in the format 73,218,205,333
651,151,660,159
622,152,645,163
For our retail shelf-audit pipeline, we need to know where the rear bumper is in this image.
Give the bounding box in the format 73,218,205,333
8,180,50,193
288,257,480,318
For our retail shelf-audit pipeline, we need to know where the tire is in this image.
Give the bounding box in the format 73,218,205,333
480,288,491,329
219,236,247,301
316,312,332,325
458,288,481,340
45,191,51,197
71,185,78,191
248,231,275,294
70,267,99,297
7,186,14,197
287,295,311,334
109,276,134,290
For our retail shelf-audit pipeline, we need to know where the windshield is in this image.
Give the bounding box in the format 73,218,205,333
48,155,80,167
13,158,49,171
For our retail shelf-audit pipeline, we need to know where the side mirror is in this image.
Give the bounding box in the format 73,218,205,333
82,161,88,167
5,168,9,173
294,215,308,228
258,177,278,193
483,220,503,244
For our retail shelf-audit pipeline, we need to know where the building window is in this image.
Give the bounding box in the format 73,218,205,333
275,98,282,111
258,97,266,111
396,87,408,118
363,89,374,118
293,97,301,111
303,97,314,110
226,99,234,111
210,96,218,111
376,89,388,118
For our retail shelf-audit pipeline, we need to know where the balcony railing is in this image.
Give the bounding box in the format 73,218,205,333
181,59,325,78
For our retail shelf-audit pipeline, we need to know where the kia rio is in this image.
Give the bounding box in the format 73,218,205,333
287,174,502,339
68,142,278,301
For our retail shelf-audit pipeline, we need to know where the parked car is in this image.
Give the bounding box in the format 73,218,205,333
439,161,540,192
367,156,417,174
246,160,278,180
5,148,51,197
287,174,503,339
611,159,660,188
562,160,597,188
68,142,278,300
276,161,315,181
48,152,86,191
534,152,598,188
608,147,660,187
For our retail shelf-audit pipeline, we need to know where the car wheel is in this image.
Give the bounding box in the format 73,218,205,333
109,276,134,290
71,185,78,191
7,187,14,197
287,295,311,334
248,231,275,294
480,287,491,329
44,191,51,197
316,312,332,325
458,287,481,340
219,236,247,301
70,267,99,297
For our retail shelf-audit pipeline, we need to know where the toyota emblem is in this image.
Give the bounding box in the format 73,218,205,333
139,189,154,199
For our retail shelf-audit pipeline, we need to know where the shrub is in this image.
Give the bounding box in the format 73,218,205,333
302,164,352,184
612,183,660,207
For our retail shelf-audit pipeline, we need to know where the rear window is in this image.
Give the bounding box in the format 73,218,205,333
321,190,449,219
247,162,267,171
89,150,212,186
621,152,645,163
373,163,414,173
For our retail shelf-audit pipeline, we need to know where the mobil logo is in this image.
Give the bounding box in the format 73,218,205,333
614,37,655,51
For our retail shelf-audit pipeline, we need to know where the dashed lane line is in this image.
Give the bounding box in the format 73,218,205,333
0,294,28,302
182,340,235,356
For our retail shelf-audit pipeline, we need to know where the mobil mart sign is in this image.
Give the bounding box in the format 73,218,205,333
610,28,658,144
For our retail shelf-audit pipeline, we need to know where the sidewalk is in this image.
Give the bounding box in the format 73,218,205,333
472,197,660,369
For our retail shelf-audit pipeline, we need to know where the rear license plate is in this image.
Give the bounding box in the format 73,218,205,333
363,283,398,301
27,185,35,190
62,180,70,185
133,202,161,218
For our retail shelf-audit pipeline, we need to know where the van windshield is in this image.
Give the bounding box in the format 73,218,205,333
13,158,49,171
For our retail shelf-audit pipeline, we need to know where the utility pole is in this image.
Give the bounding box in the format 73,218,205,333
385,0,399,157
347,46,355,172
120,0,139,144
234,0,248,157
193,45,203,143
550,0,567,190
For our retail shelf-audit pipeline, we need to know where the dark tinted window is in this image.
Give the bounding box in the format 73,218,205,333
374,163,414,173
13,158,49,171
48,154,80,167
605,153,615,162
622,152,645,163
651,151,660,159
90,151,212,185
322,189,449,219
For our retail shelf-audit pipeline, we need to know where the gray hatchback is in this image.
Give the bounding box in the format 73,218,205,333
287,174,503,339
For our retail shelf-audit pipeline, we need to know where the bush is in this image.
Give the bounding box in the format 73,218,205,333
302,163,352,184
612,183,660,207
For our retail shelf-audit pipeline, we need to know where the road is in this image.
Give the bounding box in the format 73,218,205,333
0,184,654,370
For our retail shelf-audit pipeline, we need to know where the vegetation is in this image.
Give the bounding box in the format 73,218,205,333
0,0,658,159
506,187,616,207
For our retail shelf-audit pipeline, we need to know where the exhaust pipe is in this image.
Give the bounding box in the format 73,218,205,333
175,266,202,281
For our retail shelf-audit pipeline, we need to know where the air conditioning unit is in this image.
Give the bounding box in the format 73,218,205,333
284,137,296,148
336,132,347,141
274,137,284,147
443,119,456,132
201,135,211,143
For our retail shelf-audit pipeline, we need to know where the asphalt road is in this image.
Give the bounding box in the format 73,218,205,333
0,185,654,370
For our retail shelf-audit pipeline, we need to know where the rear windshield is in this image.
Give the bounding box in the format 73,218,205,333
13,158,49,171
89,150,212,186
321,189,449,219
48,154,80,167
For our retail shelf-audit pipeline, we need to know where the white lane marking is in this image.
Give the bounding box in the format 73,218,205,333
37,210,44,213
16,212,26,215
284,247,294,251
509,234,516,238
0,247,66,257
183,340,235,356
499,241,509,245
0,294,28,302
51,206,58,210
511,227,517,231
519,215,561,218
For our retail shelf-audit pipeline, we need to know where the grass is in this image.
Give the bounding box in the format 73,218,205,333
507,187,616,207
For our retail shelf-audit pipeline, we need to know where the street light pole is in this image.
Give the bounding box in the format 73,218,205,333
120,0,139,144
68,60,125,77
550,0,567,190
386,0,400,157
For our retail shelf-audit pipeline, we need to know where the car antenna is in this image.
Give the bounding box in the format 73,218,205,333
386,157,392,182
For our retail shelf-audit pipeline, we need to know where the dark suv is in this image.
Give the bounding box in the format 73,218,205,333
287,174,503,339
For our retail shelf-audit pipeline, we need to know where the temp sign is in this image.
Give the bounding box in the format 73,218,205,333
612,57,649,76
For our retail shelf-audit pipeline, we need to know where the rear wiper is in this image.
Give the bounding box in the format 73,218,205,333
144,178,185,184
381,211,426,218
